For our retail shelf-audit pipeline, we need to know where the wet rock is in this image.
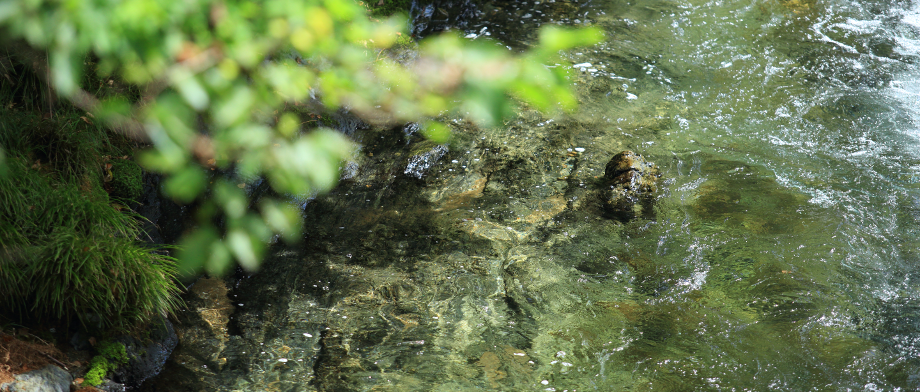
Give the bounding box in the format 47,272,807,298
110,318,178,388
135,277,234,392
405,143,448,179
0,365,71,392
599,150,660,221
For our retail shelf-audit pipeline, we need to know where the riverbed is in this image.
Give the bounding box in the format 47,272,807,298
148,0,920,390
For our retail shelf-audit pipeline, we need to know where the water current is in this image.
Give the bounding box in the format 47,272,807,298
151,0,920,390
436,0,920,389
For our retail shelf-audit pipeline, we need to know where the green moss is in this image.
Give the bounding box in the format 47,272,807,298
108,158,143,201
82,341,130,387
83,357,109,386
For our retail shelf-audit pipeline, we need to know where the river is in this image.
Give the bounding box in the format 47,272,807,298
149,0,920,390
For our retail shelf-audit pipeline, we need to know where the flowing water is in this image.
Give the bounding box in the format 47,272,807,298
151,0,920,390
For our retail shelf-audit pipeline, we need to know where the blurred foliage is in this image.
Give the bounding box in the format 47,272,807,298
0,0,601,275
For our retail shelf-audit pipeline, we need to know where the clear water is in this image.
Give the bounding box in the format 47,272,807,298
182,0,920,390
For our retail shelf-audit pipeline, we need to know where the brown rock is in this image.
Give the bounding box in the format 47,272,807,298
600,151,661,221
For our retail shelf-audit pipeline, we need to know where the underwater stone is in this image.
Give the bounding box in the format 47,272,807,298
599,150,660,221
404,144,448,179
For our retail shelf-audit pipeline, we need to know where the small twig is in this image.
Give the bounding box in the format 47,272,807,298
22,333,68,370
24,332,50,346
40,352,68,371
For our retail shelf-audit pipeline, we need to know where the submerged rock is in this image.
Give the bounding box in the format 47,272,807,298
599,150,660,221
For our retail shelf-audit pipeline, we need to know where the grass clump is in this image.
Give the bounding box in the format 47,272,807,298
0,106,181,330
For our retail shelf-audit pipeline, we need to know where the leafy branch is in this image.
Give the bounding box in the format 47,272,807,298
0,0,602,275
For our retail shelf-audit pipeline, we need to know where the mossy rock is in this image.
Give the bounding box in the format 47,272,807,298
83,341,130,386
109,159,143,201
599,150,661,221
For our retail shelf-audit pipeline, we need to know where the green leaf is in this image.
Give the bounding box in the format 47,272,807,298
537,26,604,53
176,227,219,276
163,166,207,203
227,229,260,271
138,146,187,173
277,113,300,138
172,68,209,111
213,85,255,127
0,2,16,24
260,200,302,241
205,241,233,276
421,121,451,144
215,181,247,219
51,48,79,97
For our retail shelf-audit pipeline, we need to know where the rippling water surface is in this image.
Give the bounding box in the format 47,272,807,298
156,0,920,390
541,0,920,389
431,0,920,389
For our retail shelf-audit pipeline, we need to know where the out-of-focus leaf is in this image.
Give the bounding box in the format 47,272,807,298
218,59,240,81
291,27,315,51
463,85,511,127
324,0,360,21
260,200,302,241
310,127,355,158
269,17,289,39
265,63,314,101
215,181,247,219
221,124,272,151
227,229,259,271
306,7,333,37
242,213,273,242
538,25,604,53
277,113,300,138
369,17,405,48
50,48,78,97
0,2,16,24
164,166,207,203
512,82,551,112
172,68,209,110
213,85,254,127
421,121,451,144
205,240,233,276
177,226,219,276
138,144,186,173
96,98,132,122
151,93,196,146
267,167,311,195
